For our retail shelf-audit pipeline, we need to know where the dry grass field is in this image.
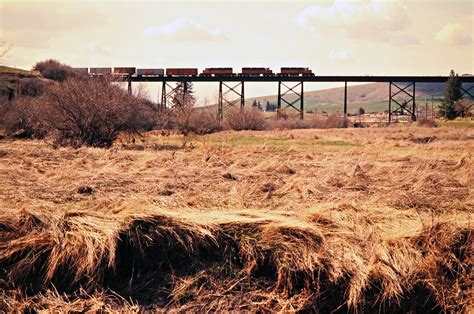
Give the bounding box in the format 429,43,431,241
0,125,472,312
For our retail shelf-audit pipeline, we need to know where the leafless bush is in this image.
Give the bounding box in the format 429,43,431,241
40,77,155,147
417,117,437,127
324,113,347,128
172,105,222,138
33,59,74,82
224,106,266,131
3,97,47,138
20,78,46,97
267,113,348,130
189,107,222,134
454,99,473,117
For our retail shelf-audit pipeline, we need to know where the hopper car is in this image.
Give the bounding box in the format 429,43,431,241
137,68,165,76
72,68,89,75
114,67,136,75
90,67,112,75
166,68,198,76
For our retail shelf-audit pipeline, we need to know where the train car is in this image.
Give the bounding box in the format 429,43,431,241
90,67,112,75
72,67,89,75
241,67,273,76
201,68,234,76
113,67,136,75
137,68,165,76
280,67,314,76
166,68,198,76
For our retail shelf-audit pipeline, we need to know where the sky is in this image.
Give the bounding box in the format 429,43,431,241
1,0,473,103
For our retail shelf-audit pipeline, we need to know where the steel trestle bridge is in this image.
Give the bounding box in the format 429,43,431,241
121,75,474,122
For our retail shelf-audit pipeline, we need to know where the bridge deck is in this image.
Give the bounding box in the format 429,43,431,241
126,75,474,83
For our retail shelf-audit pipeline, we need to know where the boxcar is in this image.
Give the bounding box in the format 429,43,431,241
90,67,112,75
113,67,136,75
166,68,198,76
280,67,314,76
137,68,165,76
241,67,273,76
201,68,234,76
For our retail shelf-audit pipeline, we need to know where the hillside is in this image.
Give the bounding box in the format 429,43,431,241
0,66,47,101
249,82,472,114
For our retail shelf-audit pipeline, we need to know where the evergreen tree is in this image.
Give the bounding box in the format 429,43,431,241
252,99,258,107
265,101,271,112
257,101,262,110
439,70,462,119
172,82,196,108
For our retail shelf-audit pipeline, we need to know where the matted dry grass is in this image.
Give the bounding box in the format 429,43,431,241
0,125,472,312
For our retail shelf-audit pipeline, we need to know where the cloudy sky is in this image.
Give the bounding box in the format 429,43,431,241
1,0,473,102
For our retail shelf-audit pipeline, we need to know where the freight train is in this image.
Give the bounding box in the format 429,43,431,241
73,67,315,77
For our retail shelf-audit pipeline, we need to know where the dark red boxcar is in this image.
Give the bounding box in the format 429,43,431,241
280,67,314,76
202,68,233,76
166,68,198,76
241,67,273,76
113,67,136,75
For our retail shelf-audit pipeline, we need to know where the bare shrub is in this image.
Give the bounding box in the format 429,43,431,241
188,107,222,135
324,113,347,128
3,97,47,138
417,117,437,127
41,77,155,147
224,106,265,131
267,113,348,130
454,99,473,117
267,116,314,129
33,59,73,82
20,78,46,97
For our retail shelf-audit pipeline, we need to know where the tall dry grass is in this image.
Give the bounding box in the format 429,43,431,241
0,126,472,311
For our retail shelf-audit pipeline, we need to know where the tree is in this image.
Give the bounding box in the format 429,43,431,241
252,99,258,107
439,70,462,119
172,81,196,108
358,107,365,115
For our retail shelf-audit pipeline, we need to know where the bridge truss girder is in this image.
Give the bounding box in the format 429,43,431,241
277,81,304,119
389,82,417,123
160,81,190,112
218,81,245,120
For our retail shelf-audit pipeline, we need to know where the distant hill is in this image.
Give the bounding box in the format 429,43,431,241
249,82,473,114
0,66,46,101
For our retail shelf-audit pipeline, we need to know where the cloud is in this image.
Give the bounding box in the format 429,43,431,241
296,0,414,42
144,18,227,42
435,23,472,45
329,50,350,61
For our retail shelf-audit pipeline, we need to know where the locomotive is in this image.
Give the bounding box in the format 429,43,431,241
81,66,316,77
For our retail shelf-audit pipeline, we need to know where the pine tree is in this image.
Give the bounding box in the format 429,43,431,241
252,100,258,107
172,82,196,108
439,70,462,119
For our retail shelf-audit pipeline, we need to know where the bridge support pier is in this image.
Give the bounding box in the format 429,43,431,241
277,81,304,119
388,82,417,122
344,81,348,116
160,81,190,112
127,79,132,95
218,81,245,120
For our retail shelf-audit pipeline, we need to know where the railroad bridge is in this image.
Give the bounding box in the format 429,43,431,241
111,74,474,122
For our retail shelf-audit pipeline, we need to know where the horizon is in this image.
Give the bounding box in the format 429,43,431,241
1,0,473,103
